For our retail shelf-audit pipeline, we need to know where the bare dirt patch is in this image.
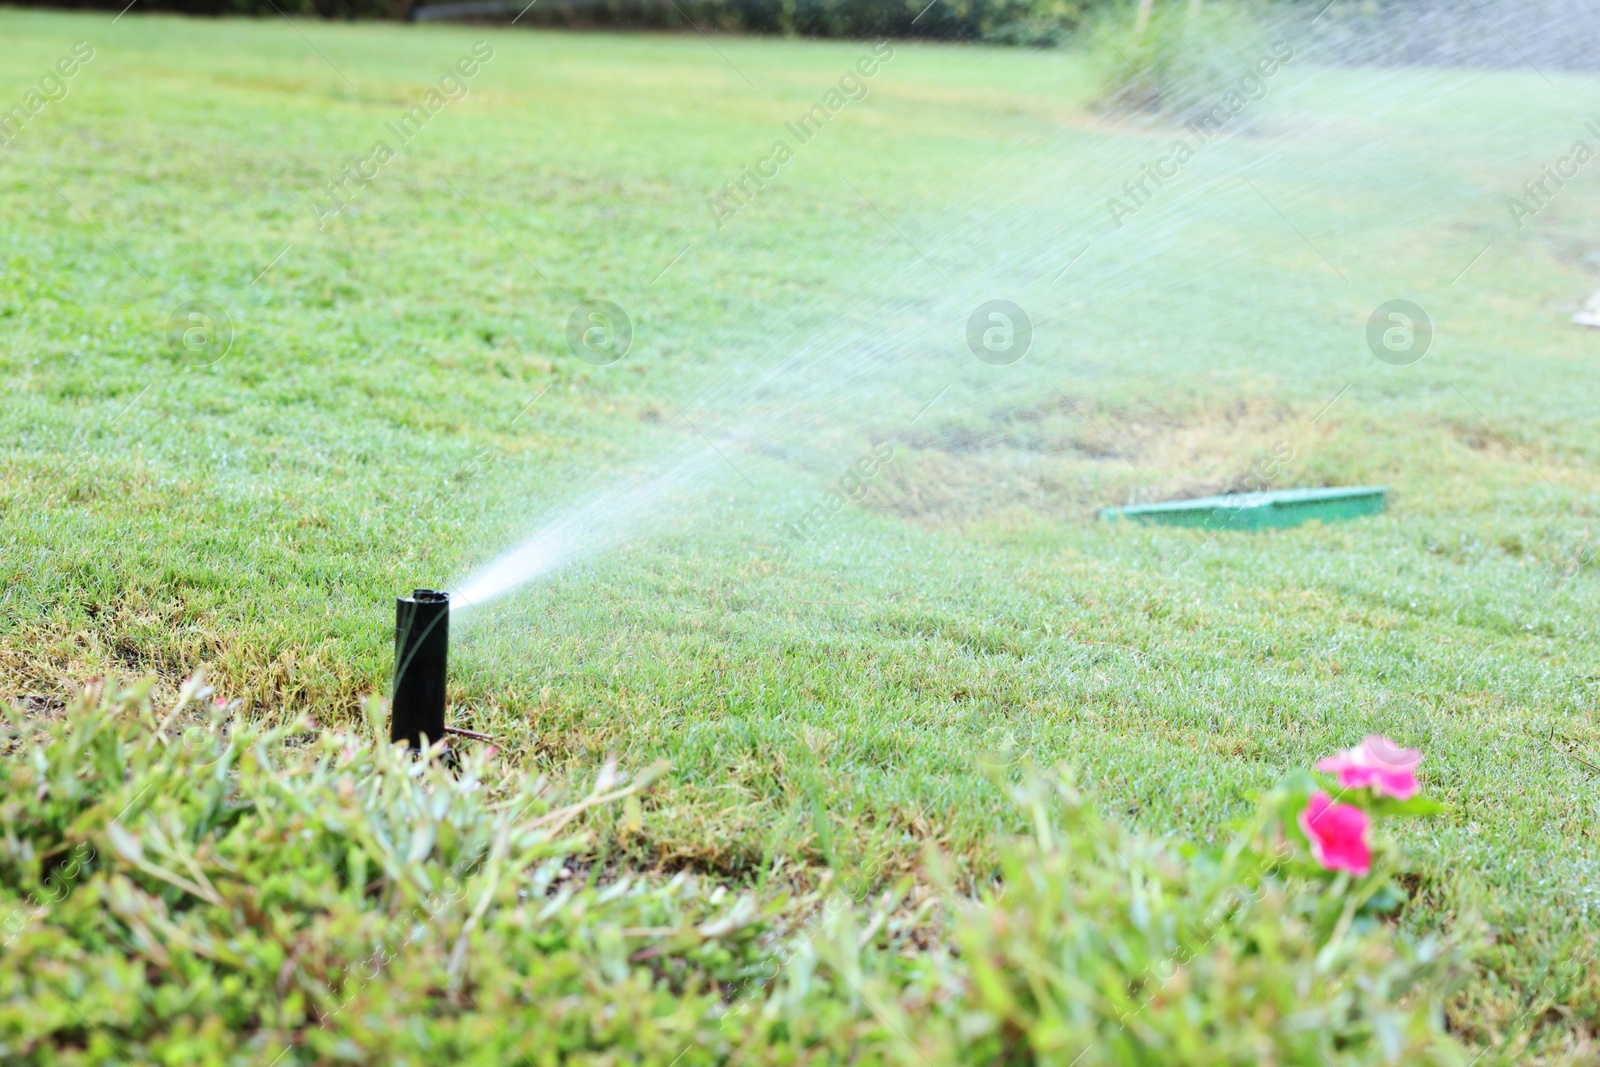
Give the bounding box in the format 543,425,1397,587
866,394,1304,527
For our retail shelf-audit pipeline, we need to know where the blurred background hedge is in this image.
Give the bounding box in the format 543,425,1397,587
0,0,1113,37
5,0,1598,67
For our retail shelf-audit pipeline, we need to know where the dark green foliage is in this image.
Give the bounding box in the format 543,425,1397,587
1,0,1108,41
504,0,1098,45
4,0,412,18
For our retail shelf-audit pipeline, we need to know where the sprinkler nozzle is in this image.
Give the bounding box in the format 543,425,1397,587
392,589,449,753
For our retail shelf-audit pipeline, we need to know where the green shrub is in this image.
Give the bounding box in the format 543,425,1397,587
1,0,1104,40
1090,1,1278,117
0,677,1470,1064
937,771,1470,1064
735,762,1470,1066
0,677,778,1064
497,0,1096,44
4,0,411,17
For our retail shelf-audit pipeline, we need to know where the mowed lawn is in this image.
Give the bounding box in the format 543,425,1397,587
1,7,1598,1049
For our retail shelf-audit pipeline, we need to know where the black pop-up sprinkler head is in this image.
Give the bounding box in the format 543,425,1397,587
391,589,449,753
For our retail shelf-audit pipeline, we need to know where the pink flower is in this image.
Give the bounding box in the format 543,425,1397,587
1316,735,1421,800
1298,791,1372,875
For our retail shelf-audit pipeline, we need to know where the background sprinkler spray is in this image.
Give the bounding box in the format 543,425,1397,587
391,589,449,754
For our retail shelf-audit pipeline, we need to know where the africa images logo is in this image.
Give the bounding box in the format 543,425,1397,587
706,41,895,229
0,41,95,149
310,42,494,228
1105,41,1294,229
1504,119,1600,230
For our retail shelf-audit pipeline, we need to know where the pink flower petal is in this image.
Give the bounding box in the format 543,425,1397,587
1315,735,1421,800
1298,791,1372,875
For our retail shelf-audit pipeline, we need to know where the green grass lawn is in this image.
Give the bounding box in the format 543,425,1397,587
2,7,1598,1056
